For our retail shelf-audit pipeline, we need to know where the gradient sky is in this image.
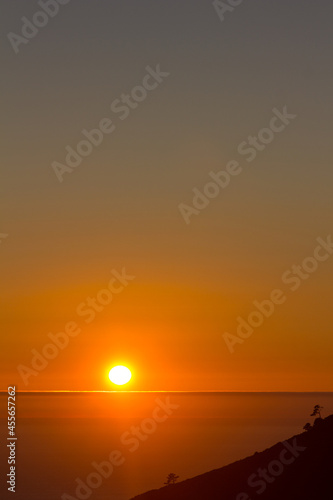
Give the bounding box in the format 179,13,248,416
1,0,333,391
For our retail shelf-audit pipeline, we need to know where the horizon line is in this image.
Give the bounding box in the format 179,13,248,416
1,390,333,394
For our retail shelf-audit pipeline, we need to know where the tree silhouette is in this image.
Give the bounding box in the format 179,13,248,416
303,422,312,432
310,405,323,418
164,473,180,486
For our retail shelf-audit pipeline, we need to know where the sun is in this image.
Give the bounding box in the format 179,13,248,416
109,365,132,386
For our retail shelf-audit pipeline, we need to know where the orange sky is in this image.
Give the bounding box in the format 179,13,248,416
2,2,333,392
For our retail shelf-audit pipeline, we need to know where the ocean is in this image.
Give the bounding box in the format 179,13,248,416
1,392,332,500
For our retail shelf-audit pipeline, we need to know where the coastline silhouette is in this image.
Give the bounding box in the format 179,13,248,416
130,414,333,500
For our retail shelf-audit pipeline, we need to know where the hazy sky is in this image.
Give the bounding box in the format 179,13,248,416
1,0,333,391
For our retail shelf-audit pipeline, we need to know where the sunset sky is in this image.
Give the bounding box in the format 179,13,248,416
1,0,333,391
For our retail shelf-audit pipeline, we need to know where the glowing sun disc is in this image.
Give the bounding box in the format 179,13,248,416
109,366,132,385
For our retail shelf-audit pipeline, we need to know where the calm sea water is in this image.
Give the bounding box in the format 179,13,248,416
1,392,332,500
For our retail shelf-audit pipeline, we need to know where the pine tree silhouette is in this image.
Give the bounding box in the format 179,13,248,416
310,405,324,418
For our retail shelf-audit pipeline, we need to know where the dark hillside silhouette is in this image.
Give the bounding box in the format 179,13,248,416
130,414,333,500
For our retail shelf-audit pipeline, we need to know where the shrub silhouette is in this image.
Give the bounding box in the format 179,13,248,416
164,473,179,486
